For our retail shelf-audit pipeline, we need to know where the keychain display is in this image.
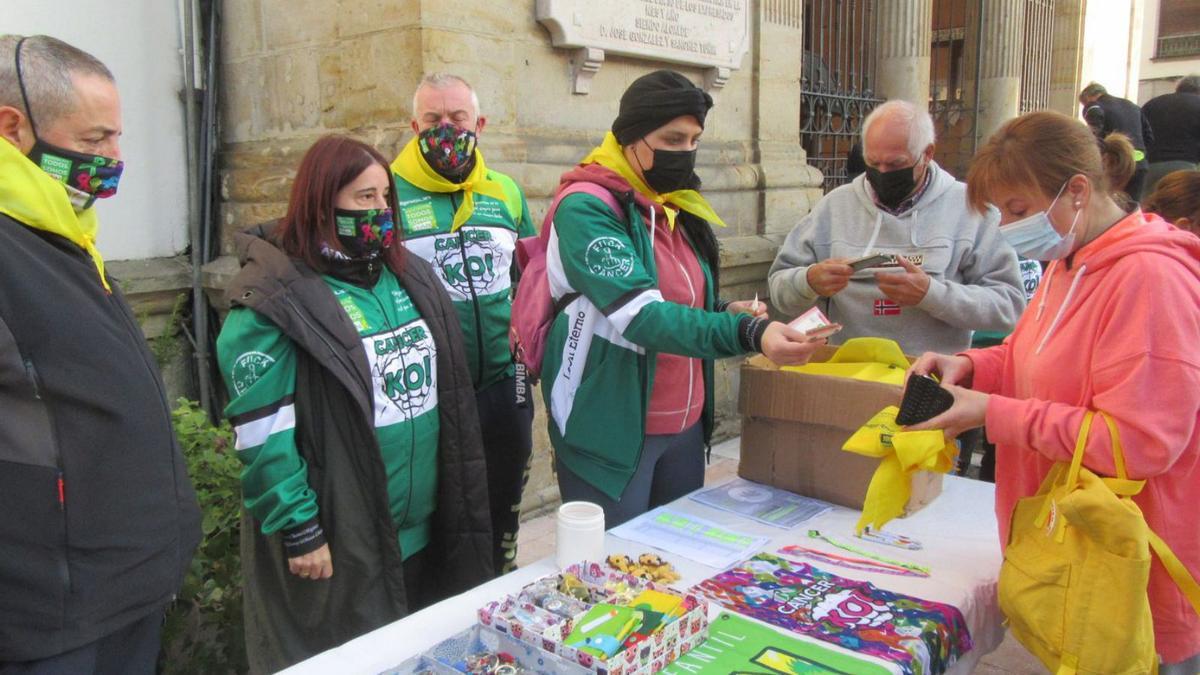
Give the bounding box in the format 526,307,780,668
605,553,682,583
454,651,529,674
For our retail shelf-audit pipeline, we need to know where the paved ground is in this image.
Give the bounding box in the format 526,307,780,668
513,438,1047,674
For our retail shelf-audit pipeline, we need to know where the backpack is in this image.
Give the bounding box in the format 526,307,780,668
999,411,1200,674
509,182,624,383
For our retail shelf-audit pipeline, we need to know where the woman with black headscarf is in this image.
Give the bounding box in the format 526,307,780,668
537,70,822,526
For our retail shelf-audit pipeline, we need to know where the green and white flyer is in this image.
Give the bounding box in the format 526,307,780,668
661,612,894,675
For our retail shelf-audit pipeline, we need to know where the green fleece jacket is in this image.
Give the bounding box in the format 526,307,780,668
542,165,757,500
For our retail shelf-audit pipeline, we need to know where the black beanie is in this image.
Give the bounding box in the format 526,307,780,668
611,70,714,146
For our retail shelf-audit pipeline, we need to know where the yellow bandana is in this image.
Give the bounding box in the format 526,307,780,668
390,137,509,231
842,405,958,533
580,132,726,230
0,138,110,291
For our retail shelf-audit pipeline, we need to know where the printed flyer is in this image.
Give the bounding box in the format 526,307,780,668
693,554,972,675
660,611,894,675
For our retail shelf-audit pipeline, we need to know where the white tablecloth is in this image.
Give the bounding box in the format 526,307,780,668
282,474,1005,675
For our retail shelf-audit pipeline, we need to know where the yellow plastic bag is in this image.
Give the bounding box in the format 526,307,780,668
842,406,957,533
1000,412,1200,675
782,337,909,386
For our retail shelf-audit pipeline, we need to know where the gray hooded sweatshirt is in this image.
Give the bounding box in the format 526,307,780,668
768,162,1025,355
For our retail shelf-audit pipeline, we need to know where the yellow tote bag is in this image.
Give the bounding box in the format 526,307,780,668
999,412,1200,674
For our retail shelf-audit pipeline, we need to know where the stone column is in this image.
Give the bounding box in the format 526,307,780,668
1048,0,1086,115
976,0,1026,142
755,0,823,236
875,0,933,105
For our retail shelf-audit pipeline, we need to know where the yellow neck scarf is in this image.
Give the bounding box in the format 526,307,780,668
580,131,726,230
843,405,957,534
0,138,109,291
391,137,509,231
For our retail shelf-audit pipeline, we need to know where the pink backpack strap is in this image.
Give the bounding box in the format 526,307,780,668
540,181,625,242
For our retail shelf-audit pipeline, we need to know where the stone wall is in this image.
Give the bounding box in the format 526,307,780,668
211,0,823,517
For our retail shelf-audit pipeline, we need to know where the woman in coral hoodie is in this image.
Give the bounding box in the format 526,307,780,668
911,111,1200,669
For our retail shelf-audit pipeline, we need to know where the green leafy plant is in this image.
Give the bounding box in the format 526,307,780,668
161,398,247,674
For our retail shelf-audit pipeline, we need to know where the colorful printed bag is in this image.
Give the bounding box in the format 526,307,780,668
694,553,972,675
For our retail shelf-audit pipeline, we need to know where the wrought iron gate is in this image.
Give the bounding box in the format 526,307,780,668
929,0,982,179
1020,0,1055,113
800,0,883,193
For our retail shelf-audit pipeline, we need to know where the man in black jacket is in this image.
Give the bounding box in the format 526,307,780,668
0,35,201,673
1079,82,1155,200
1142,75,1200,195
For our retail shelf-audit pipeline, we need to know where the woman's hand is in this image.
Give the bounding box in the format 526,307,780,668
760,321,825,366
288,544,333,580
909,352,975,387
908,384,989,439
726,299,769,318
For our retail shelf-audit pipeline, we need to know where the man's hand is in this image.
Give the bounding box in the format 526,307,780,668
806,258,854,297
874,256,930,306
288,544,333,580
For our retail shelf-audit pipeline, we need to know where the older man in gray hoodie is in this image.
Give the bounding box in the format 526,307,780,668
769,100,1025,355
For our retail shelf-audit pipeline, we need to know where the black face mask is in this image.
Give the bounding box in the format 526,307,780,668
866,161,921,210
639,141,697,194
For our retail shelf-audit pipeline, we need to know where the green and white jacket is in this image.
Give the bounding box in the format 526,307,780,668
394,170,535,390
542,167,757,500
218,267,440,560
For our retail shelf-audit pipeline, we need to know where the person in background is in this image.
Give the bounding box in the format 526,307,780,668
542,70,823,527
391,73,535,575
912,111,1200,672
1140,75,1200,196
1142,169,1200,235
1079,81,1155,201
217,135,491,673
0,35,201,673
769,100,1026,356
845,140,866,181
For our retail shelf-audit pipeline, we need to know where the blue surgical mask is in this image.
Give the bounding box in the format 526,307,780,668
999,182,1081,261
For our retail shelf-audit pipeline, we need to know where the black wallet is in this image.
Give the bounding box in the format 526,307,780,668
896,373,956,426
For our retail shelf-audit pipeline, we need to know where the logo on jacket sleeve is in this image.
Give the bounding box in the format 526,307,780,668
585,236,635,278
231,351,277,396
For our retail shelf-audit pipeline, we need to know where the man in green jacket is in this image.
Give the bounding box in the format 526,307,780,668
392,73,535,574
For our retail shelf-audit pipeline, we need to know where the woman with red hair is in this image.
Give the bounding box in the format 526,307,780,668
216,135,491,672
912,111,1200,671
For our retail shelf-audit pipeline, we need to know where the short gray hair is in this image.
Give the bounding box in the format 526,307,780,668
0,35,113,130
412,72,480,119
861,100,936,159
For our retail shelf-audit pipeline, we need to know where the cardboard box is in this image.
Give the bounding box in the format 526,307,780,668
737,348,943,514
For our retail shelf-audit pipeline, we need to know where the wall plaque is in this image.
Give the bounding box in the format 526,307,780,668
536,0,751,93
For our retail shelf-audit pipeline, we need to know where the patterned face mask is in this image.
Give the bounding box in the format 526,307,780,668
15,38,123,210
27,142,123,208
417,121,478,176
333,208,395,259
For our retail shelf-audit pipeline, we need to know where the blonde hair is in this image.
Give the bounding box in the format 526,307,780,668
1143,170,1200,233
966,110,1135,213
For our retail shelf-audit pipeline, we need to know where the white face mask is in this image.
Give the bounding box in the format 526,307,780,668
999,182,1082,261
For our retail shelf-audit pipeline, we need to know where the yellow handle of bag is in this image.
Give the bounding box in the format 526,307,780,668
1049,411,1200,618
